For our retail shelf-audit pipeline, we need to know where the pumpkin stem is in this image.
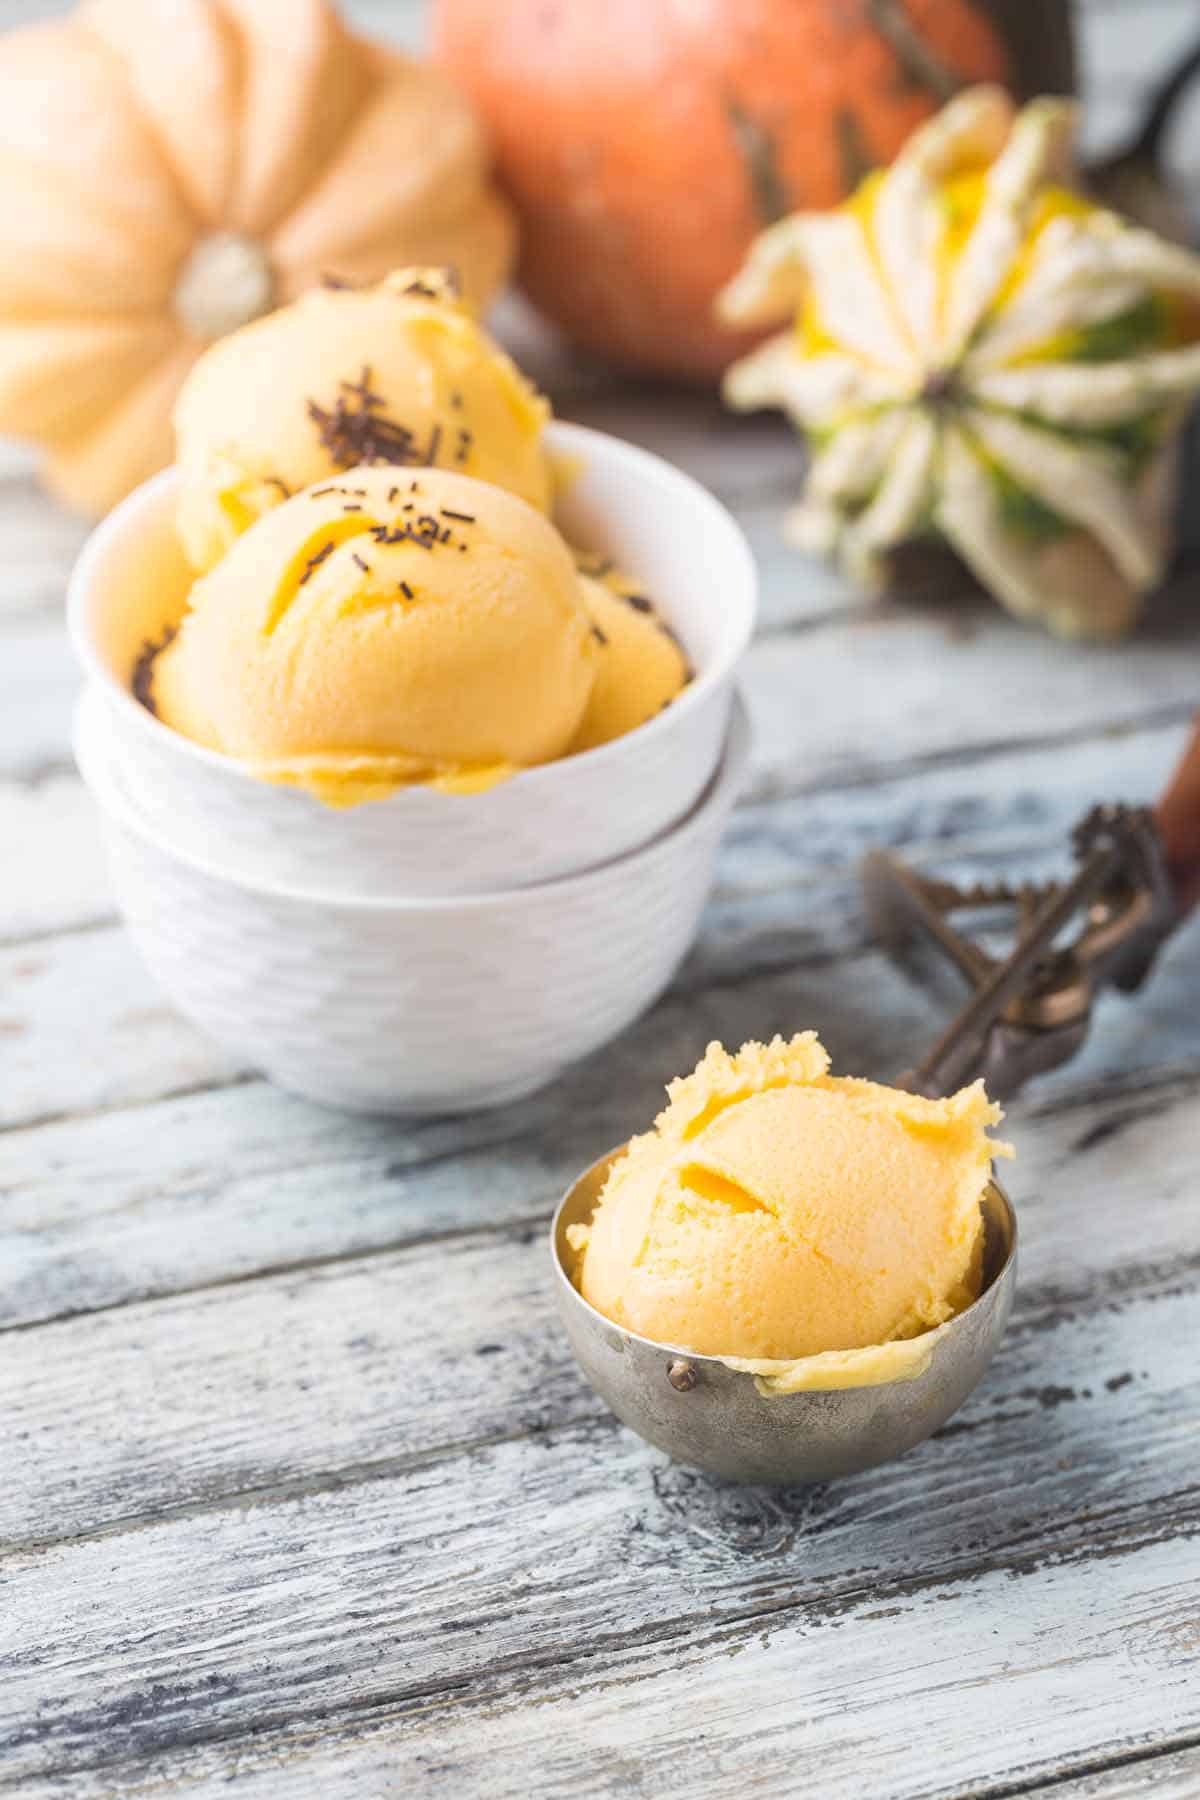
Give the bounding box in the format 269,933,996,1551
174,233,276,342
921,367,959,407
726,97,793,226
862,0,966,105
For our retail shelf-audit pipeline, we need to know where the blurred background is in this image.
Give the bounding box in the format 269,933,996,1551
2,0,1199,181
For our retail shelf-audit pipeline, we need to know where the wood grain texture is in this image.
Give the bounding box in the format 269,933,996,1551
7,1527,1199,1799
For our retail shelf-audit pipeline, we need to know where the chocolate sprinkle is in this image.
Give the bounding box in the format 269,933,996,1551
351,553,370,572
130,624,178,717
308,364,430,470
592,624,609,645
623,593,654,613
298,540,336,585
399,580,414,600
440,508,476,523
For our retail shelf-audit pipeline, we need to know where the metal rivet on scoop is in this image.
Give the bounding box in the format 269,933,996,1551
667,1359,698,1392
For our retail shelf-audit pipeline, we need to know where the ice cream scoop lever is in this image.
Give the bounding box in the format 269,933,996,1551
864,719,1200,1100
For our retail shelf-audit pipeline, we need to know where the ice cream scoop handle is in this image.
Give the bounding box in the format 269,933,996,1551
1156,715,1200,913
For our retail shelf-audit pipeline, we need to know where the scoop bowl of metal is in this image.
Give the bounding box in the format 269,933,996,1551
551,1149,1017,1486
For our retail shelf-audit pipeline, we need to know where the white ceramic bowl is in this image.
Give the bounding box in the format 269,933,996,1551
75,690,750,1115
68,422,756,898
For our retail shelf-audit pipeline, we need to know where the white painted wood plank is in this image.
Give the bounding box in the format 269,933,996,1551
741,578,1200,802
0,772,108,944
281,1532,1200,1800
3,1454,1196,1796
0,471,84,621
0,924,236,1131
1024,1748,1200,1799
0,617,74,780
1,1064,1196,1552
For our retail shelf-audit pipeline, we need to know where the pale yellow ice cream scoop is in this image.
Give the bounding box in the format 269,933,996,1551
571,573,691,754
571,1034,1011,1362
151,466,597,806
174,267,552,573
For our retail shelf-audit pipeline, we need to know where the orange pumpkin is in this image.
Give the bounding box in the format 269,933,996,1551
0,0,515,516
434,0,1074,380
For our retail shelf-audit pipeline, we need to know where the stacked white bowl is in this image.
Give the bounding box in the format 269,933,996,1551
70,422,756,1114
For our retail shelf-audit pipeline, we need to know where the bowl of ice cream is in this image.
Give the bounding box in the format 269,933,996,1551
552,1035,1017,1484
69,269,755,898
73,689,750,1115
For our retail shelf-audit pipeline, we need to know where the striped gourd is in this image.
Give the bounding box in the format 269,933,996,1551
719,87,1200,638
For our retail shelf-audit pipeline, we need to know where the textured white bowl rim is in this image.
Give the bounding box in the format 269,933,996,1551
67,420,757,797
77,688,750,913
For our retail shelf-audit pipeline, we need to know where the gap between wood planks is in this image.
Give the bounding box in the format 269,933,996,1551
4,1501,1198,1794
2,1200,1195,1558
961,1737,1200,1800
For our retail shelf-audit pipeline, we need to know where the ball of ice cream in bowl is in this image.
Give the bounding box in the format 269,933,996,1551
70,269,754,899
553,1034,1017,1482
69,268,756,1112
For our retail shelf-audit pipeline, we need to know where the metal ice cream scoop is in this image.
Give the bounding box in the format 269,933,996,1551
863,717,1200,1101
550,1151,1016,1486
549,724,1198,1484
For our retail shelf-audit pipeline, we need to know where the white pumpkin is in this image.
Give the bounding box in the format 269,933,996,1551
0,0,515,516
719,86,1200,639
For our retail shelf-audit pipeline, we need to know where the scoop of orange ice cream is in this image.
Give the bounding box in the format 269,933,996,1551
571,1034,1010,1362
151,466,596,805
571,573,691,753
174,267,551,572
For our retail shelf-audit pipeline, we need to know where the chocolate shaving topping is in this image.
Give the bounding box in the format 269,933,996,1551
298,540,336,584
370,521,437,551
307,364,430,470
130,624,178,718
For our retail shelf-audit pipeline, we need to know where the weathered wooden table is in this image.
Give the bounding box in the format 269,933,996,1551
4,1,1200,1794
